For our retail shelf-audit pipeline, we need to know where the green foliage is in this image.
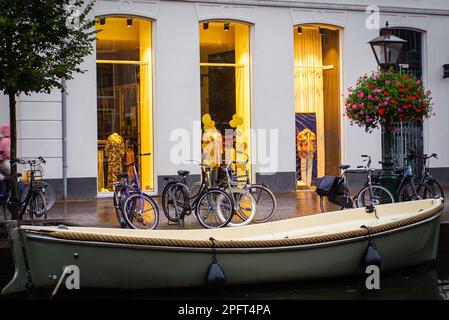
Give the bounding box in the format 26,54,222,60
0,0,96,95
345,70,433,132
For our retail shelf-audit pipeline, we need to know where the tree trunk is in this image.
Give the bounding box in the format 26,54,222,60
8,93,20,220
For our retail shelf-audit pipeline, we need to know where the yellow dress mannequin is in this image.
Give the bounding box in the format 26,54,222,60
297,128,316,186
104,133,125,191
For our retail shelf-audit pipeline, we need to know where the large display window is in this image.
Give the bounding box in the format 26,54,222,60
199,21,251,176
294,25,341,189
96,17,153,193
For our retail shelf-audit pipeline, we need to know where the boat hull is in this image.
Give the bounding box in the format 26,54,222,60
7,212,441,292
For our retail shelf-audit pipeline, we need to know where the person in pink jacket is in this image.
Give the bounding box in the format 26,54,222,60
0,124,10,178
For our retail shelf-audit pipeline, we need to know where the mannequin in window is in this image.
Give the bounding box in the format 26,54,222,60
104,132,125,191
297,128,316,186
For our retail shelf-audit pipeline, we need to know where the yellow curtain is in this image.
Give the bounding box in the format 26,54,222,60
294,26,325,177
139,20,153,191
234,24,251,178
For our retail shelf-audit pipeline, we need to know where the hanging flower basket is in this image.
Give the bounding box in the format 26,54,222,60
345,70,433,132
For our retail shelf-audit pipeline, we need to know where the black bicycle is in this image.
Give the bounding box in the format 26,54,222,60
317,155,394,212
6,157,49,220
112,153,159,230
387,151,435,202
407,150,444,199
161,162,234,228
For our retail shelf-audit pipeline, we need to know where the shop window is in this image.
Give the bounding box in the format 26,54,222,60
294,25,341,189
96,17,153,192
199,21,251,176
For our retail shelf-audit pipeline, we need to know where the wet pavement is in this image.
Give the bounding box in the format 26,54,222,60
1,189,448,229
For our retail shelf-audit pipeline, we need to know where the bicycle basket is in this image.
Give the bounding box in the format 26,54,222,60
315,176,338,196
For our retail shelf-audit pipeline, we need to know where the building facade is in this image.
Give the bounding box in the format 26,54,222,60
1,0,449,199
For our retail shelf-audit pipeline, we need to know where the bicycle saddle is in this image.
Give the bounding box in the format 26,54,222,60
339,165,350,170
178,170,190,177
116,173,128,179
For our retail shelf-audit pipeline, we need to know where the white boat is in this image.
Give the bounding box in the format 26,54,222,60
2,198,443,295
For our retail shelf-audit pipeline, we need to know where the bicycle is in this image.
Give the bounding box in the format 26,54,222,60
218,152,277,223
406,150,444,199
161,162,234,229
113,153,159,230
316,155,394,213
389,152,435,202
215,160,257,227
6,157,49,220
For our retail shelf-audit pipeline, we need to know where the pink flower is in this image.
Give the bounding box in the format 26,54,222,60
358,92,364,98
385,80,391,85
360,110,364,115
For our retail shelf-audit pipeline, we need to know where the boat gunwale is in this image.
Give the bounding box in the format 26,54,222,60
22,207,442,253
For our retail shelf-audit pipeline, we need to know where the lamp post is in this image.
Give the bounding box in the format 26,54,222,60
368,22,407,193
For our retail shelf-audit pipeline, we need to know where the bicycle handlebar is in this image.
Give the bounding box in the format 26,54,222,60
10,156,46,166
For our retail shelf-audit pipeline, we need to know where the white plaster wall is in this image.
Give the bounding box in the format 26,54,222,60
253,6,296,174
425,15,449,168
155,1,202,178
341,11,382,168
16,91,63,179
65,54,98,179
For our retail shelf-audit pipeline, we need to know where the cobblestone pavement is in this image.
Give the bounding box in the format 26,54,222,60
2,188,447,229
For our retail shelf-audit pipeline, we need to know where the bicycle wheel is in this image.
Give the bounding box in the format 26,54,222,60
218,188,256,227
29,191,47,219
162,183,188,223
249,185,277,223
195,189,233,229
356,185,394,207
427,179,444,199
43,181,56,211
113,189,126,228
414,182,436,200
123,193,159,230
397,182,434,202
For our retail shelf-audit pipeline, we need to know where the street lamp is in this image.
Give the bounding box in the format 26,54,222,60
368,22,407,70
368,22,408,194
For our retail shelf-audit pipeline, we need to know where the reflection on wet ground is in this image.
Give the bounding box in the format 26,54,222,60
2,191,448,228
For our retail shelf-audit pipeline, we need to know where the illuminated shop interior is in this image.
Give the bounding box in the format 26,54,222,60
96,17,153,193
199,21,251,177
294,25,341,190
